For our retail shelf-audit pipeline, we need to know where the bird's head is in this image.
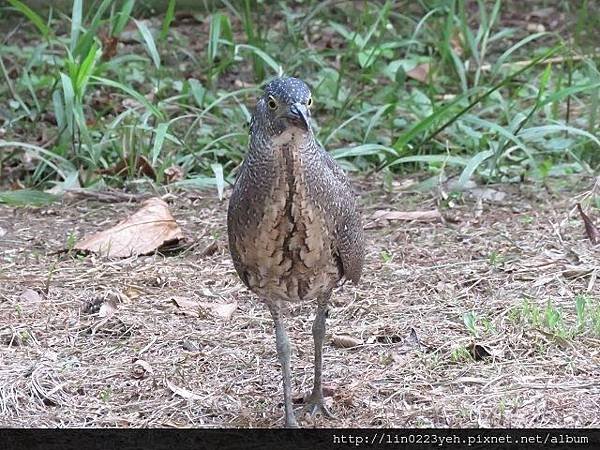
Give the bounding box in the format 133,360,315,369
252,77,313,138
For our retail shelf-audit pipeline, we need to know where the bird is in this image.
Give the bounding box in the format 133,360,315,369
227,77,365,427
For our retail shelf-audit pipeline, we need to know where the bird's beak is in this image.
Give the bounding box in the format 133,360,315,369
286,102,310,130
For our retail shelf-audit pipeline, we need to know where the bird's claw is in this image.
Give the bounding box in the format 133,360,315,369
285,417,300,428
301,392,337,420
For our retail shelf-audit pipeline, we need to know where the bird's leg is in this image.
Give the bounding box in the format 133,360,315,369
303,296,336,419
268,303,299,428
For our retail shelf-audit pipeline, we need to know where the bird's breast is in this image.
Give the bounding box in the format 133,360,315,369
231,133,341,302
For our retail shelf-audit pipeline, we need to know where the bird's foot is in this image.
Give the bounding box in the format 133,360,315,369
284,415,299,428
301,391,337,420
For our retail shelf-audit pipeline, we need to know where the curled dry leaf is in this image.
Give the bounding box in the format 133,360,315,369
166,379,204,401
576,203,600,245
19,288,42,303
132,359,154,379
331,334,363,348
467,342,502,361
74,197,183,257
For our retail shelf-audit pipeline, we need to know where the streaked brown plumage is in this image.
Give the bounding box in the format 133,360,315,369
227,77,364,427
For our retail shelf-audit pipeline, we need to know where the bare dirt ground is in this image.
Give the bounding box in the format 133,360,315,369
1,175,599,428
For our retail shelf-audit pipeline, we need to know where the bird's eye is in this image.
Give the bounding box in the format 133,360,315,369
267,97,277,109
307,97,313,107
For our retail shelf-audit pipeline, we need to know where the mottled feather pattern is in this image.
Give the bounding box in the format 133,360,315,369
227,77,365,302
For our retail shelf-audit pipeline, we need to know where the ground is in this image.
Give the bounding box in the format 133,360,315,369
0,175,599,428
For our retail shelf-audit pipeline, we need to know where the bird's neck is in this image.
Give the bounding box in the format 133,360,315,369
270,127,313,148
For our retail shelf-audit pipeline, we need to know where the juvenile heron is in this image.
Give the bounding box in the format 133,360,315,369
227,77,365,427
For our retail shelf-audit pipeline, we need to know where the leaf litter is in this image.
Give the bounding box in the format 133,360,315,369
0,174,599,427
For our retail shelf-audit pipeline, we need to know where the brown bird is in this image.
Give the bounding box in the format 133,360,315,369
227,77,365,427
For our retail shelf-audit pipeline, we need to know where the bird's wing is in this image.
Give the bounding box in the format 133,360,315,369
317,145,365,284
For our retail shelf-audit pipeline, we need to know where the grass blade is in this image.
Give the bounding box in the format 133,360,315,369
7,0,50,38
161,0,176,41
75,42,100,98
188,78,206,107
135,19,161,69
235,44,281,74
59,73,75,134
457,149,494,188
151,122,169,165
331,144,398,159
211,162,225,200
70,0,83,53
0,190,59,207
112,0,136,36
91,76,164,119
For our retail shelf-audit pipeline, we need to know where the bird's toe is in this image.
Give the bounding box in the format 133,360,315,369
301,393,337,420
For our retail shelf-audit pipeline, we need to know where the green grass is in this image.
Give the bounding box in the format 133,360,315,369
509,294,600,339
0,0,599,201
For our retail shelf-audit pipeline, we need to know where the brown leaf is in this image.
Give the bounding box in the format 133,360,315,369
406,63,430,83
74,197,183,257
331,334,363,348
101,35,119,61
19,288,42,303
366,209,442,229
577,203,600,245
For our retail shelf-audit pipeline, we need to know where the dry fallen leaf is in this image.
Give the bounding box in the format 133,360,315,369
166,379,204,401
406,63,430,83
366,209,442,229
331,334,363,348
170,296,237,320
198,301,237,320
577,203,600,245
74,197,183,257
19,288,42,303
